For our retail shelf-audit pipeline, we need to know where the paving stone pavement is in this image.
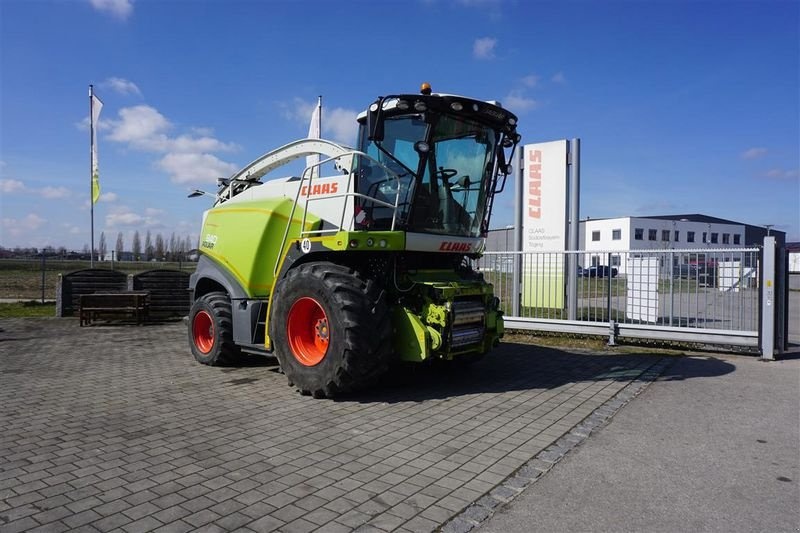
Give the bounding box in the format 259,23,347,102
0,318,668,532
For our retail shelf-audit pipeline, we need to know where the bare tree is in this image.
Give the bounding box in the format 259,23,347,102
168,232,177,261
132,231,142,260
144,230,153,261
98,232,107,260
154,233,165,260
115,232,124,260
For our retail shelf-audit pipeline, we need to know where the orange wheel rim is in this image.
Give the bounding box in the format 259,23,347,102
193,310,214,354
287,297,329,366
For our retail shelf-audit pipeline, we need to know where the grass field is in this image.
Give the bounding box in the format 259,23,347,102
0,259,196,301
0,301,57,318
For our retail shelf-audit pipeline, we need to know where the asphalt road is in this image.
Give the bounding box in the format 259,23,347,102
478,350,800,532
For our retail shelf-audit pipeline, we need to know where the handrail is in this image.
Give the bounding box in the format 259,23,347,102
273,148,407,275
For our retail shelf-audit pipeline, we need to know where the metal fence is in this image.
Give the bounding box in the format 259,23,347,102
475,247,763,348
0,258,197,301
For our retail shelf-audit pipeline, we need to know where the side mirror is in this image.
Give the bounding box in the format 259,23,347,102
367,99,384,141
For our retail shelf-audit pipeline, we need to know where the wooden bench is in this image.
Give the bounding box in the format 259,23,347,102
79,292,150,326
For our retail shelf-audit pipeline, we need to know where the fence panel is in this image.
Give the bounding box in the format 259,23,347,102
475,247,760,347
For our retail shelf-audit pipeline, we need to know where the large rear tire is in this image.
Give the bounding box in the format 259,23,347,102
188,291,241,366
270,262,392,398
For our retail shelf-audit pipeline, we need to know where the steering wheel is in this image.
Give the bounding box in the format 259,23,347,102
436,167,458,181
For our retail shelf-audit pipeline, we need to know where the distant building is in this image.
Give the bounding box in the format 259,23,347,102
581,214,784,250
580,214,785,273
788,242,800,273
486,214,786,263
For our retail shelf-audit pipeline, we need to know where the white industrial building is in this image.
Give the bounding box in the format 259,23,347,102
486,214,786,268
578,214,784,273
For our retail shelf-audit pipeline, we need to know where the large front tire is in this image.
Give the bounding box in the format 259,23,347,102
188,291,240,366
270,262,392,398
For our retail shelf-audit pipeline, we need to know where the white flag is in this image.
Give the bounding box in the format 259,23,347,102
91,93,103,204
305,97,321,179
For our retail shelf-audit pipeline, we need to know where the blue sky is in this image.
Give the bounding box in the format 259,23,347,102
1,0,798,251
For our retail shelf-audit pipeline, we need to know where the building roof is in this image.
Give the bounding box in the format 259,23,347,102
638,213,744,225
581,213,785,236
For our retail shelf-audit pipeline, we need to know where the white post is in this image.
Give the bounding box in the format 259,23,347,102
760,236,776,360
512,149,523,317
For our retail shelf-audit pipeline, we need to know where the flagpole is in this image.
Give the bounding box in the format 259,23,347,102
89,84,95,267
316,96,321,179
317,95,322,139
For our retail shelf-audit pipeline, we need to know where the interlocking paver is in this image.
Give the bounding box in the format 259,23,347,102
0,319,665,533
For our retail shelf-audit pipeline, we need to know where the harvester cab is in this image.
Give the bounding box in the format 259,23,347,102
188,84,520,397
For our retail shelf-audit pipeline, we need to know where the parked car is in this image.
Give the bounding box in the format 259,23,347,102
673,264,698,278
582,266,618,278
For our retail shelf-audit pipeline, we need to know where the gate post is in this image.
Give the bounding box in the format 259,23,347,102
566,138,581,321
512,150,523,317
760,236,775,360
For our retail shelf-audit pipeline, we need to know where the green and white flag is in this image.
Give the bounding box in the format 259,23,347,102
91,92,103,204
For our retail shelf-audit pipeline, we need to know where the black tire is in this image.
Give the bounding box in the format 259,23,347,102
188,291,241,366
270,262,392,398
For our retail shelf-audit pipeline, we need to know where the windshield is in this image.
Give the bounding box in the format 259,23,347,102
356,113,497,238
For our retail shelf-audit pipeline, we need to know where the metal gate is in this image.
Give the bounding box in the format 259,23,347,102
475,237,787,357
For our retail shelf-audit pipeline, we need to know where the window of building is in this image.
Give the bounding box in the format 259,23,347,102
610,255,621,266
674,230,680,242
591,256,599,266
722,233,730,244
733,234,741,245
662,230,670,241
687,231,695,243
702,232,707,243
711,232,718,244
592,231,600,241
648,229,657,241
612,229,622,240
634,228,644,240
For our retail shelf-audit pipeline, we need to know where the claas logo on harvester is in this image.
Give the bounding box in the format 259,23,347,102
300,182,339,197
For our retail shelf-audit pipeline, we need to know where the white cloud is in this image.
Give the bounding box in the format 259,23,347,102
521,74,539,88
281,97,315,123
100,191,119,202
324,108,359,145
157,153,239,185
169,134,238,153
504,91,538,113
0,179,25,193
763,168,799,180
88,0,133,20
0,179,71,199
551,72,566,84
741,147,767,160
39,186,71,199
104,104,240,185
281,98,359,145
2,213,47,237
101,77,142,96
144,207,164,217
106,211,144,227
104,205,163,228
473,37,498,60
107,105,172,148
